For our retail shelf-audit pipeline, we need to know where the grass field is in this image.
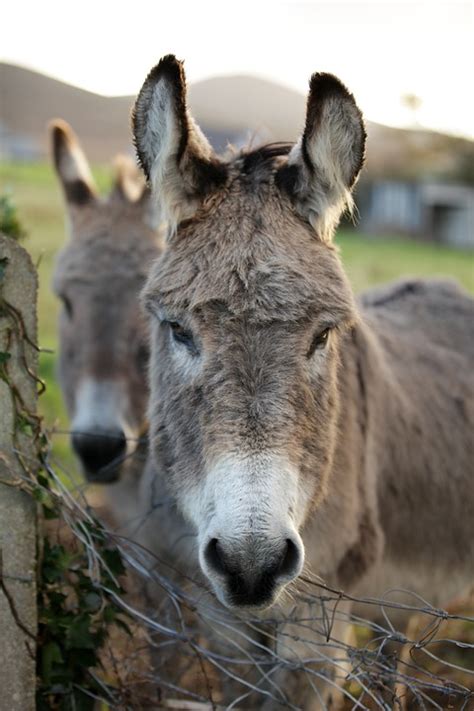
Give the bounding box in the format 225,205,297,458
1,159,473,467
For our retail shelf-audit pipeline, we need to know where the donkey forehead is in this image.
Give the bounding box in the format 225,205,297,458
144,198,355,323
54,239,151,293
67,194,156,241
55,206,158,282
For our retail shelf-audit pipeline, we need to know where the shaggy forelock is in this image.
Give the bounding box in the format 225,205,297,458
54,202,160,293
143,156,356,325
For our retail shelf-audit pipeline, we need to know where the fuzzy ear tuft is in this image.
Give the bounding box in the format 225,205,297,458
50,119,98,205
132,55,188,181
110,154,146,203
277,72,366,243
132,55,227,232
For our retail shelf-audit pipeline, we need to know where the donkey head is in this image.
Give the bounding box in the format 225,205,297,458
51,120,161,483
134,56,365,609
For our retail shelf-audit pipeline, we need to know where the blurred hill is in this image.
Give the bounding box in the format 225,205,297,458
1,63,473,183
0,64,133,161
187,74,306,147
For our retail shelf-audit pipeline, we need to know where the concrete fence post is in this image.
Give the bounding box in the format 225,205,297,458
0,234,38,711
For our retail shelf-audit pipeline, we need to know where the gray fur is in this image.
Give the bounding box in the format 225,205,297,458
133,60,474,709
51,119,163,527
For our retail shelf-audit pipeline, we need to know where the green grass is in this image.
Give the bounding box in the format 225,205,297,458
337,230,474,294
1,160,473,473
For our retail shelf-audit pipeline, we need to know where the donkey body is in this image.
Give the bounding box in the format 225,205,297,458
132,57,474,708
353,280,473,604
51,120,162,528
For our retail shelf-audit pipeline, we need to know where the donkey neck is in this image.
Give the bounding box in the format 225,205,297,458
328,293,474,596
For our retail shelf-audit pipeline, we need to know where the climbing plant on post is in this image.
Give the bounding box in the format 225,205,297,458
1,224,132,710
0,232,38,711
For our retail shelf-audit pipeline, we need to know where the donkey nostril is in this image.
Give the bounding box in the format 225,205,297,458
72,430,127,480
204,538,230,577
277,538,301,579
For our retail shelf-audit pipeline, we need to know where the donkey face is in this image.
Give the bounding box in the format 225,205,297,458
51,121,161,483
134,57,365,609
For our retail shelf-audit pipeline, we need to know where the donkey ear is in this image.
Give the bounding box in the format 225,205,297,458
109,154,146,203
278,73,366,243
50,119,98,205
132,55,227,231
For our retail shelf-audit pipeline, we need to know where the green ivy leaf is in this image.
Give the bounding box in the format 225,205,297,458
82,591,102,612
80,519,107,543
71,686,98,711
40,641,64,685
70,647,98,668
102,605,116,624
0,194,27,241
43,505,59,520
66,615,96,650
16,413,35,436
101,548,126,577
46,590,68,607
33,487,52,505
41,543,74,583
37,473,50,489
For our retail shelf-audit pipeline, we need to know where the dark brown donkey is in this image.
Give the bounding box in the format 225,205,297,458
51,120,162,527
133,56,474,708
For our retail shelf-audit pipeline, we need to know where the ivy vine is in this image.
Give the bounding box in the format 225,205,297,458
1,225,132,711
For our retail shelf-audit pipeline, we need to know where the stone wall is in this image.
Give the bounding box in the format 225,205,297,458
0,234,38,711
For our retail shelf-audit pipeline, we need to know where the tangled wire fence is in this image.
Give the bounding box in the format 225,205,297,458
29,428,474,711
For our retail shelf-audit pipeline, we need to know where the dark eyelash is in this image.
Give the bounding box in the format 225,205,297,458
307,327,330,358
136,343,150,369
60,294,73,317
167,321,198,355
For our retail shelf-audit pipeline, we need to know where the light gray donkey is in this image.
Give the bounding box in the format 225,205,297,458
51,119,162,527
131,56,474,709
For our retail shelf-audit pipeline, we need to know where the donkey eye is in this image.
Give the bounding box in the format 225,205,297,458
60,294,73,318
307,327,330,358
136,343,149,370
167,321,197,355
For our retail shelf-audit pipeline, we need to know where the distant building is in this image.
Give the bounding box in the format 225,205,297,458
359,180,474,249
0,121,42,161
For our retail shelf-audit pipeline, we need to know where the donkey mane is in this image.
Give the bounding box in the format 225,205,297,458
237,142,293,181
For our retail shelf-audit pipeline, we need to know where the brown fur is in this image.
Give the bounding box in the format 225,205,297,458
133,58,474,708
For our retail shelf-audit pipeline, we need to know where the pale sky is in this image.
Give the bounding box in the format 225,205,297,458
2,0,473,138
